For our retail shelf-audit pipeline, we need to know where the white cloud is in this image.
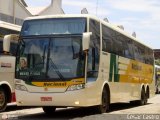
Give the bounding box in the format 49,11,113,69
106,0,160,21
106,0,157,12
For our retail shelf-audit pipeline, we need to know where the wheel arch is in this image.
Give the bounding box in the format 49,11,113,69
138,83,145,99
101,82,110,103
140,84,150,99
0,82,12,103
145,84,150,98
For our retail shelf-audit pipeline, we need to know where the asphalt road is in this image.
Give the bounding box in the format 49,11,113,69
1,94,160,120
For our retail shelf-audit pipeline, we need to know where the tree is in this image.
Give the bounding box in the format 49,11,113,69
155,59,160,66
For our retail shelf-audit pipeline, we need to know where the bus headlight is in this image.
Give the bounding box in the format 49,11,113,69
67,84,85,91
15,84,28,91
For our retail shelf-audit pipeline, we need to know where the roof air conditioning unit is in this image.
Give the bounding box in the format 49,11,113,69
132,32,136,38
117,25,124,30
103,18,109,22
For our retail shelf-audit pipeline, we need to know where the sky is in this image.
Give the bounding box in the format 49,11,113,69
25,0,160,49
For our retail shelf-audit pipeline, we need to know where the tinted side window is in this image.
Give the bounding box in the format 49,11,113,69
89,19,100,52
145,48,154,65
102,24,134,59
0,28,19,35
88,19,100,79
113,32,124,56
133,41,154,65
102,24,125,56
102,25,113,52
123,37,134,59
133,41,145,63
102,24,153,64
0,39,2,53
10,42,18,56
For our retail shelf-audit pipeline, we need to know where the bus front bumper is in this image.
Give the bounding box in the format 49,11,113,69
15,88,100,107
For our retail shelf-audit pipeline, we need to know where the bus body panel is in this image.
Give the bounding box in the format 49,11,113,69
0,55,16,103
0,56,16,92
16,79,102,106
99,51,154,103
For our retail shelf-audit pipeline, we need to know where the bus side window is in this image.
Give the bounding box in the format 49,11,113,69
87,19,100,82
102,24,113,53
10,42,18,56
87,48,98,80
124,38,134,59
0,39,3,54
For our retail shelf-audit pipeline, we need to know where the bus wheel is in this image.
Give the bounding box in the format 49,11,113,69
0,87,7,112
96,88,110,113
42,106,56,115
138,88,147,105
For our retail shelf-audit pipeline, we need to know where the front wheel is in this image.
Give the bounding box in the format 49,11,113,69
96,88,110,113
0,87,7,112
42,106,56,115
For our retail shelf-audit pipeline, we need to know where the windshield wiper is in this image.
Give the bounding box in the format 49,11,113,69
42,46,46,64
19,39,25,56
48,58,65,81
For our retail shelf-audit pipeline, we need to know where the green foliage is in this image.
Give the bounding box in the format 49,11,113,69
155,59,160,65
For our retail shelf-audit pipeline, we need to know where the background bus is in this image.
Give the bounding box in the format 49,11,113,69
0,21,21,111
12,14,155,114
155,65,160,94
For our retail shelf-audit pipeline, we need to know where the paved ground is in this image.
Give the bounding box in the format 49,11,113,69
0,94,160,120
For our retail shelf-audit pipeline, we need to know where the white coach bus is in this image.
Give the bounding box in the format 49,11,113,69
0,21,20,111
6,15,154,114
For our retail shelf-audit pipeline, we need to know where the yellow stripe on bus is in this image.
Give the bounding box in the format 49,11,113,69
119,59,153,84
31,78,85,88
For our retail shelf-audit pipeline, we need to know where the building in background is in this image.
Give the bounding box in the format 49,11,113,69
154,49,160,60
26,0,64,16
0,0,31,25
0,0,64,25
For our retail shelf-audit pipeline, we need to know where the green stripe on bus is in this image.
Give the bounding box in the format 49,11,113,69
109,54,119,82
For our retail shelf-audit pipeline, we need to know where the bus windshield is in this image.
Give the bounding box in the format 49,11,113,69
0,39,2,53
21,18,86,36
16,36,85,81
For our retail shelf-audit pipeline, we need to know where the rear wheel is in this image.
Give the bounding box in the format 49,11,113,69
137,88,147,105
130,88,148,106
42,106,56,115
0,87,7,112
96,87,110,113
156,85,159,94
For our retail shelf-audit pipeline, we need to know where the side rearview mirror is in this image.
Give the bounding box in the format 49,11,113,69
82,32,92,51
3,34,19,52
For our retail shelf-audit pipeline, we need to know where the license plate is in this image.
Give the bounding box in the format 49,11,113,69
41,97,52,101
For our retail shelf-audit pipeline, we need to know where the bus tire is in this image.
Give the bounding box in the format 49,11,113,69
137,88,147,105
42,106,56,115
0,87,7,112
96,87,110,113
156,86,159,94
